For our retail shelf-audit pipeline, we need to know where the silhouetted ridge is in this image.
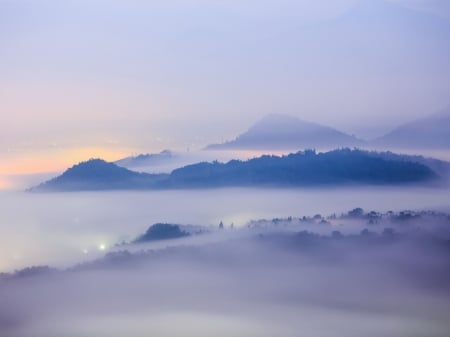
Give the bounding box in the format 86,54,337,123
31,150,439,191
374,107,450,149
169,149,437,187
134,223,190,243
206,114,364,150
115,150,175,169
31,159,167,191
60,159,136,179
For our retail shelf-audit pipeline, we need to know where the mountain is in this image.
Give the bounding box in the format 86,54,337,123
366,151,450,178
374,108,450,149
31,159,168,191
133,223,190,243
168,149,437,187
206,114,364,151
115,150,176,170
31,150,439,191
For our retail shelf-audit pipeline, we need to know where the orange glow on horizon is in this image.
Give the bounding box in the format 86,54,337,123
0,176,15,190
0,146,133,176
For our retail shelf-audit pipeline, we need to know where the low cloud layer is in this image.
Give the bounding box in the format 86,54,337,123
1,208,449,337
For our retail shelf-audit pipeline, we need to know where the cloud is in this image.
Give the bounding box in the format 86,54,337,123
1,209,450,336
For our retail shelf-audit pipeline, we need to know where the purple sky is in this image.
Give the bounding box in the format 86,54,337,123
1,0,450,178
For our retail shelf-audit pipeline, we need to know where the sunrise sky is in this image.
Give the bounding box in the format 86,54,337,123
1,0,450,186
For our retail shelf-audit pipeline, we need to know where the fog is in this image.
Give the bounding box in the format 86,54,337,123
1,187,450,272
1,186,450,336
1,211,449,337
2,0,449,334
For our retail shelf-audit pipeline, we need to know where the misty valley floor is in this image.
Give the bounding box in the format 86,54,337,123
0,188,450,337
1,224,450,337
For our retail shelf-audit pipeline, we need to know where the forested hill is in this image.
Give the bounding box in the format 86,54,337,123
167,149,437,187
31,149,439,191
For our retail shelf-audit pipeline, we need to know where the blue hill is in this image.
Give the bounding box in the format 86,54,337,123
31,149,439,191
206,114,364,150
169,149,437,187
133,223,190,243
31,159,168,191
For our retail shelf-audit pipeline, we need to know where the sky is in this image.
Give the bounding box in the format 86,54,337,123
1,0,450,181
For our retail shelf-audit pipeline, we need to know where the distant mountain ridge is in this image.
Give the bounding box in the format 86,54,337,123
206,110,450,151
115,150,175,170
373,108,450,149
31,149,439,192
206,114,364,151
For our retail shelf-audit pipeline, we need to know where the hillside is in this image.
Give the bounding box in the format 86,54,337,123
115,150,176,170
374,108,450,149
31,150,439,191
31,159,167,191
206,114,364,151
168,149,437,187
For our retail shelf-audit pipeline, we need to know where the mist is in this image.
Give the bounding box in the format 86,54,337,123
1,186,449,272
1,0,450,335
1,207,450,337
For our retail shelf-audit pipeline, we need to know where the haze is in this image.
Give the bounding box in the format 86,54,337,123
1,2,450,336
1,186,449,271
1,196,450,337
1,0,450,183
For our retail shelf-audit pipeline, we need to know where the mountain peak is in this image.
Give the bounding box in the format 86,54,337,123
61,159,132,179
432,106,450,118
255,113,307,123
375,107,450,149
30,158,165,191
206,114,364,151
250,114,319,129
